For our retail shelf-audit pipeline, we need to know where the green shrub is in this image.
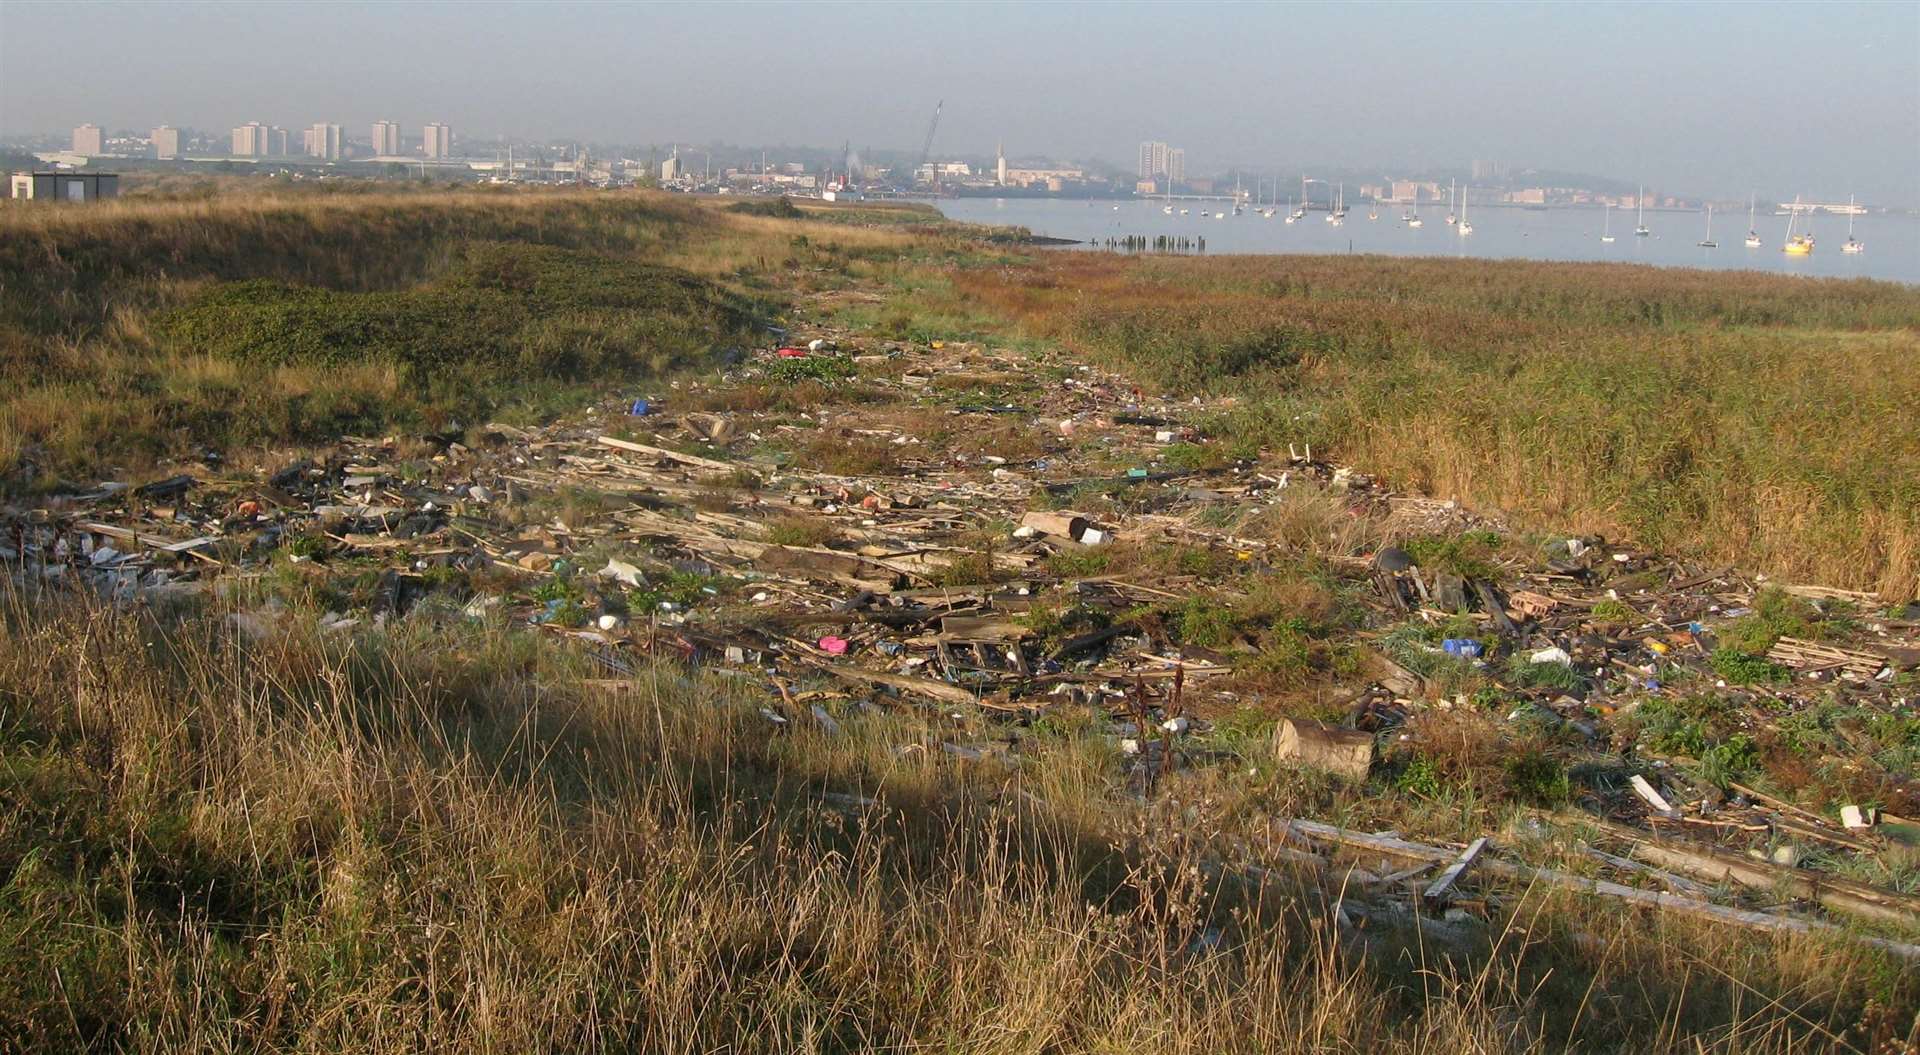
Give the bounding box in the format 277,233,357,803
726,196,804,219
1632,695,1736,757
1173,596,1237,648
1709,648,1790,686
1505,657,1586,692
1589,599,1635,624
1699,734,1760,787
157,244,754,387
764,355,856,384
1393,758,1444,799
1403,530,1503,579
1506,751,1571,805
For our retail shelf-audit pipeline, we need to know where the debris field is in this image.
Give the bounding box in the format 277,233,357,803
8,309,1920,956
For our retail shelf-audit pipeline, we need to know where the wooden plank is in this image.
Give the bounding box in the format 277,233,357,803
1284,819,1920,960
1779,583,1883,604
801,660,978,707
596,435,740,473
1471,579,1519,635
1768,636,1886,676
77,521,218,554
938,615,1032,641
1626,838,1920,927
1422,836,1488,908
1629,774,1677,815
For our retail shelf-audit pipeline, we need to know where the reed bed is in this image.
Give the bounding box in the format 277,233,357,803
944,253,1920,599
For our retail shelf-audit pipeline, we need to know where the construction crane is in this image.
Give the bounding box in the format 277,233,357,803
916,100,943,191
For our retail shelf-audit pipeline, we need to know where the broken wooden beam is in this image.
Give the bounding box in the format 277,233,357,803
937,615,1032,641
1778,583,1884,605
753,544,895,591
1283,819,1920,960
597,435,741,473
1624,838,1920,928
1766,637,1888,677
1422,836,1488,908
800,660,978,707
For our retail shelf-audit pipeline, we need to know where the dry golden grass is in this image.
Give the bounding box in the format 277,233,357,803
1,588,1913,1052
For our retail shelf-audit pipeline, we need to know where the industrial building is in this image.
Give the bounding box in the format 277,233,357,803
10,171,120,201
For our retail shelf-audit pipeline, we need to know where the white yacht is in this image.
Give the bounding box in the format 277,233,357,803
1842,194,1864,253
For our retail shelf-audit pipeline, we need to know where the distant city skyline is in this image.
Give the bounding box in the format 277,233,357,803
3,1,1914,204
9,117,1897,212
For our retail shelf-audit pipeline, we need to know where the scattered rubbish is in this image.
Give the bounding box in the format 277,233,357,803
1374,547,1415,573
1629,774,1677,816
600,558,647,588
9,309,1915,954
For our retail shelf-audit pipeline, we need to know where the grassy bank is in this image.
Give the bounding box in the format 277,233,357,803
2,592,1910,1052
932,253,1920,599
0,189,929,482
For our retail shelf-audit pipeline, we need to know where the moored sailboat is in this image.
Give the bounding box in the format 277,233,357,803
1782,195,1813,255
1842,194,1864,254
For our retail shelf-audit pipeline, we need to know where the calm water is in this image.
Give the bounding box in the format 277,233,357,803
938,197,1920,284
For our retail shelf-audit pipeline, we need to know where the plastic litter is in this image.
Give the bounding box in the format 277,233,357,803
1530,646,1573,666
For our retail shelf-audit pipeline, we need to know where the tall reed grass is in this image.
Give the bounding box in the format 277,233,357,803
946,253,1920,598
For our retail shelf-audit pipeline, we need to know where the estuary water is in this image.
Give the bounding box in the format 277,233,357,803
937,197,1920,284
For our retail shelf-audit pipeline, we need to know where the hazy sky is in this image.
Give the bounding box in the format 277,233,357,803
3,0,1916,204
